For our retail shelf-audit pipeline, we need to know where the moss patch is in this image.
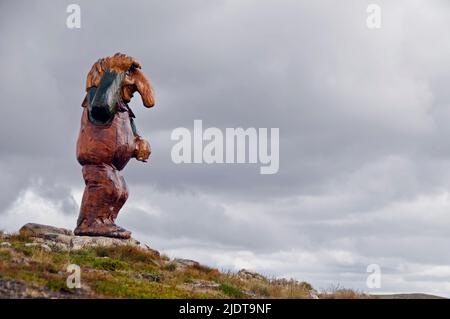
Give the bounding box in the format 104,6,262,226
219,283,246,298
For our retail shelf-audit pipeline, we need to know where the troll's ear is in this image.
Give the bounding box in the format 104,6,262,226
81,94,88,108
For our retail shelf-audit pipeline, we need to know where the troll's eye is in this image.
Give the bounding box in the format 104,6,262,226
126,64,137,76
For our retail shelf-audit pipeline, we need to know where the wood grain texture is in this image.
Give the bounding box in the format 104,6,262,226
75,53,155,239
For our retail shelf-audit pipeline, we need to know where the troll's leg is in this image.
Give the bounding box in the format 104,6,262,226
109,171,129,223
74,164,131,239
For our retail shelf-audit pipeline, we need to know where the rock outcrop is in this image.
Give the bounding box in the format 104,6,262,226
237,269,267,281
173,258,201,269
18,223,146,252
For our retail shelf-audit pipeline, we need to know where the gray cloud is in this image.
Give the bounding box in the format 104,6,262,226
1,0,450,296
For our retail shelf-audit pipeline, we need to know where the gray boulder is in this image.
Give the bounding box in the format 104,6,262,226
19,223,73,237
17,223,148,252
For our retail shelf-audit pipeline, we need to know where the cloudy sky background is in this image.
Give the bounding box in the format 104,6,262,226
1,0,450,296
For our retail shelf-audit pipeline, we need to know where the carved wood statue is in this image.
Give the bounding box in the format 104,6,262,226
75,53,155,239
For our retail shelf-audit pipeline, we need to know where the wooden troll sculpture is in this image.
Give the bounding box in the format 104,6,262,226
75,53,155,239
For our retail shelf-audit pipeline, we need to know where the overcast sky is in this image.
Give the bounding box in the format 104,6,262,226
1,0,450,296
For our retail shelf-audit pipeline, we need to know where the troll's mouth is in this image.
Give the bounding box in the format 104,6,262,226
89,105,115,125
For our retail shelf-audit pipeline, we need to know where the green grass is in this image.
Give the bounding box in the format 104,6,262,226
93,246,159,264
9,270,48,287
91,273,202,298
45,275,72,293
0,233,332,299
12,244,36,256
68,250,128,271
92,258,128,271
162,263,177,272
218,283,246,298
0,250,12,261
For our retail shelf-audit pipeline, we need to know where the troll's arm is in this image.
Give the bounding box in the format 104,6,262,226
130,117,151,162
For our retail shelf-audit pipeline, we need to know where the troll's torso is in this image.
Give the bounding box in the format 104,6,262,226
76,108,135,171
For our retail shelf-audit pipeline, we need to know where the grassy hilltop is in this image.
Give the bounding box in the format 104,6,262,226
0,230,331,299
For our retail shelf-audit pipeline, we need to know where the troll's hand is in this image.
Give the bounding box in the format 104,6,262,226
134,136,151,162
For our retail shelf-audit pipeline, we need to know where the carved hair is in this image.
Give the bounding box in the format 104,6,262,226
85,53,141,91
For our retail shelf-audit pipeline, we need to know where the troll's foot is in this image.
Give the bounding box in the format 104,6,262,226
74,222,131,239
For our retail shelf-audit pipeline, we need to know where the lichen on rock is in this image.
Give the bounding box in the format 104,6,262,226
18,223,145,252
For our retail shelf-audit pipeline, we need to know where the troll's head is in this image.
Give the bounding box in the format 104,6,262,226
83,53,155,124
